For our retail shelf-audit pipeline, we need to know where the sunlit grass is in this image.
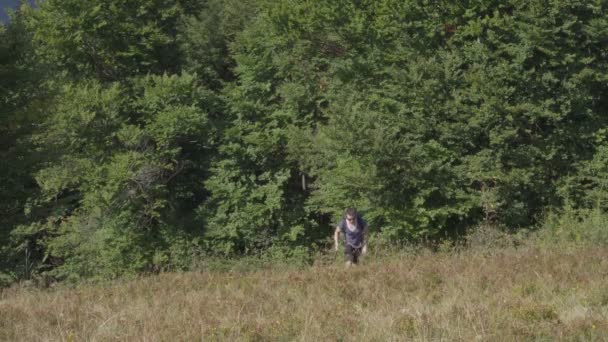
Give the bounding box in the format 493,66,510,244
2,244,608,341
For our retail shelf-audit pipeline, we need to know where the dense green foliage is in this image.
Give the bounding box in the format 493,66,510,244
2,0,608,284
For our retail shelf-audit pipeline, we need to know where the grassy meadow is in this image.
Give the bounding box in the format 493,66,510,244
2,239,608,341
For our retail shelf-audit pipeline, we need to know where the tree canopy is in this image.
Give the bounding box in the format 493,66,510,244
2,0,608,284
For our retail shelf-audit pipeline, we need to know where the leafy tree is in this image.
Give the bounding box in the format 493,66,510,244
179,0,259,90
24,0,200,82
11,73,218,281
204,0,608,246
0,3,47,285
4,0,608,284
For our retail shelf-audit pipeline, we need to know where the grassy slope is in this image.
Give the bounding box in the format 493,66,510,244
1,245,608,341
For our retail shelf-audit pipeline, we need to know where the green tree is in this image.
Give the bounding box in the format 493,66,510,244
4,0,220,283
0,3,48,285
5,0,608,284
14,73,218,281
179,0,259,90
25,0,200,82
205,0,608,246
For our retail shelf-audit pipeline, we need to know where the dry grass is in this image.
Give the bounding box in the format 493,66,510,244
2,245,608,341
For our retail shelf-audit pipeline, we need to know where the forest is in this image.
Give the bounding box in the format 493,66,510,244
2,0,608,285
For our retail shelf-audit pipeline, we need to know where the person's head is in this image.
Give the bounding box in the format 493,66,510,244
345,207,357,223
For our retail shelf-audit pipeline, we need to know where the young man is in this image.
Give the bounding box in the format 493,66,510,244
334,208,369,266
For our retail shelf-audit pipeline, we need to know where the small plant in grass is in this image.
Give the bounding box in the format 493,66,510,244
538,205,608,246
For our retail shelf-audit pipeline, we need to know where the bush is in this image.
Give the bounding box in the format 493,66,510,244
537,206,608,247
0,272,15,288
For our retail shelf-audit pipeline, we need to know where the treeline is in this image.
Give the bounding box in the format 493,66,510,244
2,0,608,284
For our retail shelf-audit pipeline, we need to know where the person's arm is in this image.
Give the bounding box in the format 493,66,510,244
334,226,341,251
362,223,369,254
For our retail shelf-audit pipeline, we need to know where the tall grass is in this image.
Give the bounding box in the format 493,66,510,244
2,238,608,341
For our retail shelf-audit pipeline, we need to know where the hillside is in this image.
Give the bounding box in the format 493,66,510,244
2,244,607,341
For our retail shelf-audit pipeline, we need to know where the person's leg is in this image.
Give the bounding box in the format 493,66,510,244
352,247,362,264
344,245,355,266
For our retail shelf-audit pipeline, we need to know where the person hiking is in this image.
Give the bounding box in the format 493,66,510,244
334,208,369,266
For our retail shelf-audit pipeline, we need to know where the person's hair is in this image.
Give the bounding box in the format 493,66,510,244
345,207,357,217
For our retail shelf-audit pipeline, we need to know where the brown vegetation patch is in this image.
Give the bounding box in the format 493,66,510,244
2,245,608,341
